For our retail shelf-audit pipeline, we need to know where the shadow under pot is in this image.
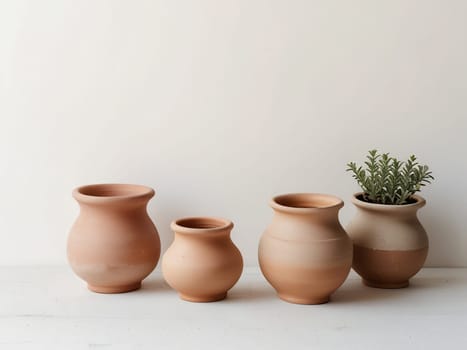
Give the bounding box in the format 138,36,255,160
162,217,243,302
67,184,161,293
346,193,428,289
258,193,353,305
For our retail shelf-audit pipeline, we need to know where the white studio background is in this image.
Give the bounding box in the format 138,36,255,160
0,0,466,267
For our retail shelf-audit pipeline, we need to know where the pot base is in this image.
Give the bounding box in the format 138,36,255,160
278,293,330,305
179,292,227,303
352,244,427,289
363,279,409,289
87,282,141,294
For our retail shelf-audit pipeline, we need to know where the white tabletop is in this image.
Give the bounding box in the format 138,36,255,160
0,266,466,349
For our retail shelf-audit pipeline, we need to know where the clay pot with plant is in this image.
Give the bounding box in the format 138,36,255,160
346,150,434,288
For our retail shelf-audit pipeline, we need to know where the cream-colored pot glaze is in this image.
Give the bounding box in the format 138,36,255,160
259,193,353,305
162,217,243,302
346,193,428,289
67,184,161,293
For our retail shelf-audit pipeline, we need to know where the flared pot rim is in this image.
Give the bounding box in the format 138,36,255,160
73,183,155,203
171,216,233,234
351,192,426,210
270,193,344,214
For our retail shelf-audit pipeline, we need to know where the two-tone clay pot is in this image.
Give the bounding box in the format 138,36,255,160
258,193,353,304
346,193,428,288
67,184,161,293
162,217,243,302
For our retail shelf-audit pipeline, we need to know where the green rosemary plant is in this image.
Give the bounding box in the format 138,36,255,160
346,150,434,205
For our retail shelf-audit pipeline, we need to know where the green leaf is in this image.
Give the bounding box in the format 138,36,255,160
346,150,434,205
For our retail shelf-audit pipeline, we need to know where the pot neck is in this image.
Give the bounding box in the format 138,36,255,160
171,217,233,238
351,193,425,214
173,230,232,241
270,193,343,220
73,184,154,209
272,207,341,223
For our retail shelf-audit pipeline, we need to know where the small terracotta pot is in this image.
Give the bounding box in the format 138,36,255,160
162,217,243,302
258,193,353,305
67,184,161,293
346,193,428,288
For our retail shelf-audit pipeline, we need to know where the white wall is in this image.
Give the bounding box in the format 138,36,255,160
1,0,466,267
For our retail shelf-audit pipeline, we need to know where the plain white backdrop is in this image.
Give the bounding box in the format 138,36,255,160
0,0,466,267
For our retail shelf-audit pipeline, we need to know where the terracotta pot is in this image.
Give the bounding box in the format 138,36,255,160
258,193,353,305
67,184,161,293
162,217,243,302
346,193,428,288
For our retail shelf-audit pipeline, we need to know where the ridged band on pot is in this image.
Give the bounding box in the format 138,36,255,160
258,193,353,305
346,192,429,289
162,216,243,302
67,184,161,293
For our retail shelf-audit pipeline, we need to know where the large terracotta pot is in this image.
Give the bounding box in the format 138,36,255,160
346,193,428,289
67,184,161,293
258,193,353,305
162,217,243,302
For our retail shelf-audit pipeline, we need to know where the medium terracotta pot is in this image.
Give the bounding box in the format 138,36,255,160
258,193,353,305
162,217,243,302
67,184,161,293
346,193,429,288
